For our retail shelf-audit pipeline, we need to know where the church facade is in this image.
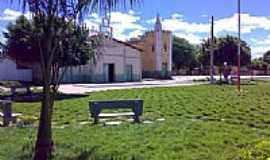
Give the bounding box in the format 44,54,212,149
0,14,172,83
129,15,173,79
61,37,143,83
61,14,173,83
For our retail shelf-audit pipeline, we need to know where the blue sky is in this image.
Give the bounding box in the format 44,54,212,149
1,0,270,58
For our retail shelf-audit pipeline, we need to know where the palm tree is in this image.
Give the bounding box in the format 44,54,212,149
7,1,140,159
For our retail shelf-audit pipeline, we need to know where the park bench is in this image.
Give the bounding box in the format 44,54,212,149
89,100,143,124
10,84,31,96
0,100,22,126
0,81,31,96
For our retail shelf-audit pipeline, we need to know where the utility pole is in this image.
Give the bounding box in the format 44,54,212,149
237,0,241,92
210,16,215,84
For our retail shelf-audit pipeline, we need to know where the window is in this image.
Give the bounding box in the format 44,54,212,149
164,44,167,52
152,45,155,52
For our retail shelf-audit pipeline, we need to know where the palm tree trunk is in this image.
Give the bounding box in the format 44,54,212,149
34,68,54,160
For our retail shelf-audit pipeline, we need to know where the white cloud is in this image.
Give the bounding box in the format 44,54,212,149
171,13,183,19
128,10,135,15
159,13,270,56
0,9,31,21
250,35,270,46
250,35,270,58
127,29,144,39
162,17,209,34
84,13,101,32
111,11,146,40
146,18,156,24
160,13,270,35
85,10,146,40
201,14,209,18
175,33,203,44
215,13,270,34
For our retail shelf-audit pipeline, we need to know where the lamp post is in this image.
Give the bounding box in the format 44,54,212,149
237,0,241,92
210,16,215,84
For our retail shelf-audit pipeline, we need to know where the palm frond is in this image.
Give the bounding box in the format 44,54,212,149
9,0,140,22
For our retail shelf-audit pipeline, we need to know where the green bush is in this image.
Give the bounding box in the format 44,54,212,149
239,141,270,160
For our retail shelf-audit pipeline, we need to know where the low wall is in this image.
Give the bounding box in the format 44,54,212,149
0,58,32,82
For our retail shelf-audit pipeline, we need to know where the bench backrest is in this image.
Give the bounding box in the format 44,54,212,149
89,100,143,116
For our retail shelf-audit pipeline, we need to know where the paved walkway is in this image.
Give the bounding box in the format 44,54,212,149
1,76,269,95
58,76,209,94
58,76,270,94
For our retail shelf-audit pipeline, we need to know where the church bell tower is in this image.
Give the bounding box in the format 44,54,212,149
155,14,163,72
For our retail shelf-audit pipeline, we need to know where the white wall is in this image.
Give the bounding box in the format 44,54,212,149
93,39,142,80
0,58,32,82
62,38,142,83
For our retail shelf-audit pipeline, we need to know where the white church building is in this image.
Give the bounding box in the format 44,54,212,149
0,14,172,83
62,37,143,83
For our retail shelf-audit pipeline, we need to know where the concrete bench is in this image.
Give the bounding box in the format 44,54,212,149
89,100,143,124
0,100,22,126
230,76,251,85
0,100,12,126
10,85,31,96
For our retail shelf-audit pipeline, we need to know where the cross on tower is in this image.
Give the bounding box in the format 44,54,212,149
99,1,113,38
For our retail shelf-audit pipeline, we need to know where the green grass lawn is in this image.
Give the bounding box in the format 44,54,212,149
1,83,270,159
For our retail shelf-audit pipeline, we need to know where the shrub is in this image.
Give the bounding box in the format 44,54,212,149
239,141,270,160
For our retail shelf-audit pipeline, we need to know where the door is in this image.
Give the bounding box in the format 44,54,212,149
125,65,133,81
162,63,168,77
108,64,115,82
103,63,115,82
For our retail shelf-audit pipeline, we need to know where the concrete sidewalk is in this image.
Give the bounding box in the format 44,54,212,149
58,76,208,94
58,75,270,94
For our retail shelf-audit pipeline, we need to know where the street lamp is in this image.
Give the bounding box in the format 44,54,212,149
210,16,215,84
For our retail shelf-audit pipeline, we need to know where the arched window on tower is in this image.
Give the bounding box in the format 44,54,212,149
152,45,155,52
164,44,167,52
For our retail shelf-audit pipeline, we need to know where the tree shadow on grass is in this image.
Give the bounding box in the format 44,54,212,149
63,150,141,160
17,144,107,160
0,93,88,103
65,149,100,160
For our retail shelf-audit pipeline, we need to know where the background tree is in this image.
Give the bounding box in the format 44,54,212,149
199,35,251,67
2,15,97,69
263,50,270,64
173,36,199,73
7,0,139,159
250,58,267,70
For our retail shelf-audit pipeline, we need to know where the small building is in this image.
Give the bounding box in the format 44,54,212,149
129,14,173,79
62,37,143,83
